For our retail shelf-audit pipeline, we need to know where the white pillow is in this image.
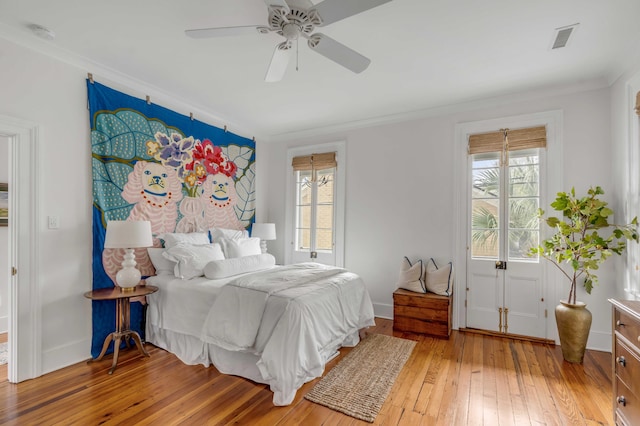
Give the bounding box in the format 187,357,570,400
204,253,276,279
209,227,249,242
160,232,210,248
425,258,453,296
147,248,176,275
396,257,426,293
162,243,225,279
220,237,262,258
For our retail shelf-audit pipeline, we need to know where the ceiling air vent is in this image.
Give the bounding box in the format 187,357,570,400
551,23,579,49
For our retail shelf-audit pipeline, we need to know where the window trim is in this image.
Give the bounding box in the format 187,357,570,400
285,142,346,266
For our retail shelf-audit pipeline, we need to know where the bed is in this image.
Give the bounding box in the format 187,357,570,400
144,242,375,406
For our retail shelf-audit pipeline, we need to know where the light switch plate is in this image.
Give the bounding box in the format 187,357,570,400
47,215,59,229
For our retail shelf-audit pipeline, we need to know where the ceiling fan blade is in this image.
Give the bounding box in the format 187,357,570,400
265,42,292,82
313,0,393,26
185,25,261,38
307,33,370,73
264,0,290,13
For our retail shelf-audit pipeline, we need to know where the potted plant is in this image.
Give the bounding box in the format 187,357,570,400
530,186,638,363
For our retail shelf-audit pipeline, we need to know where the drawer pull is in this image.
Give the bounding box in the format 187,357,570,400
617,396,627,407
616,356,627,367
616,320,625,327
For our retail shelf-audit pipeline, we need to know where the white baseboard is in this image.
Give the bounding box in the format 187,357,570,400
373,302,393,320
42,338,91,375
587,329,612,353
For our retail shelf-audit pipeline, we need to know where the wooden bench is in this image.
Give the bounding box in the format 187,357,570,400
393,288,452,338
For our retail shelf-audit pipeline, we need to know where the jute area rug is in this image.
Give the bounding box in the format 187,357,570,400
305,333,416,423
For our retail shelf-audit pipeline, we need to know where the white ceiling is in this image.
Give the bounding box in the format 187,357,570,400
1,0,640,140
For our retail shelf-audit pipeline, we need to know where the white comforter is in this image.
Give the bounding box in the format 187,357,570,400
147,263,375,406
205,262,374,405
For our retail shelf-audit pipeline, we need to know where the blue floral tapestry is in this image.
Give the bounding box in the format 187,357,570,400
87,80,256,357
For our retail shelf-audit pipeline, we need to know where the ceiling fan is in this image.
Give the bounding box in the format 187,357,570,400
185,0,393,82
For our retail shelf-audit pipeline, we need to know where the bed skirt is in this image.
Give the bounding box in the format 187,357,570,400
146,324,362,405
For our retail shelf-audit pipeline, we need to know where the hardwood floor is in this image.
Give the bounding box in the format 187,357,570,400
0,320,613,425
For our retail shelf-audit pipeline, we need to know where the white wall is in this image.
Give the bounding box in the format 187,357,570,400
0,136,8,333
265,87,618,351
0,37,92,371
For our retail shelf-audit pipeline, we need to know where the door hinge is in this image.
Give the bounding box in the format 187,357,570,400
545,309,548,318
464,299,467,308
11,267,17,276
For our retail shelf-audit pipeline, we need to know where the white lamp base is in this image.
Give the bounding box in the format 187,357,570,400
260,240,268,254
116,248,141,290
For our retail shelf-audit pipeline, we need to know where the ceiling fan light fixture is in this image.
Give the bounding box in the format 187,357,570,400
282,23,301,40
185,0,392,80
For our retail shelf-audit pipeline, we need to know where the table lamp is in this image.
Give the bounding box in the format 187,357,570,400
104,220,153,291
251,223,276,254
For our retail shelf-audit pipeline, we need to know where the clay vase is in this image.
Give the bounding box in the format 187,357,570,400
555,301,592,363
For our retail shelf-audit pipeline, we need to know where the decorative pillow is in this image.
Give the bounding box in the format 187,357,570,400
204,253,276,279
160,232,210,248
220,237,262,258
162,243,225,279
396,257,426,293
209,227,249,242
425,258,453,296
147,248,176,275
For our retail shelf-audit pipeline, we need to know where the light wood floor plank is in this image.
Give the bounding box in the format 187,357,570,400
0,319,614,425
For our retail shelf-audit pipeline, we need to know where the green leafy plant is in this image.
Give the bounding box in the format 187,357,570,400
530,186,639,304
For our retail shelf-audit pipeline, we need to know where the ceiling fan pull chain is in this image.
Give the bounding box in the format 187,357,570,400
296,37,299,72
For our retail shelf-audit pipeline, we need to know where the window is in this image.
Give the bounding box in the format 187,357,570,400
471,149,541,261
294,166,335,253
469,126,546,262
286,143,345,266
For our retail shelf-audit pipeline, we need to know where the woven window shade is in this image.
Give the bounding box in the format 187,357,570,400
636,91,640,116
468,126,546,154
291,152,337,171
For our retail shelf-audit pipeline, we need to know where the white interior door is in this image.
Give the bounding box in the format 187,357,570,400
466,149,546,338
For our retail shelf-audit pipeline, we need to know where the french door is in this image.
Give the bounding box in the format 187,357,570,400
466,148,546,338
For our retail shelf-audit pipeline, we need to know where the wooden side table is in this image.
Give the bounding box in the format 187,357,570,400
84,285,158,374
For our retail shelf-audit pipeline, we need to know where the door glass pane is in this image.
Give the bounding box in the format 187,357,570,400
316,228,333,251
295,170,312,252
509,153,539,197
297,228,311,251
314,168,334,254
471,199,499,258
508,151,540,261
296,205,311,228
471,153,500,259
294,168,336,255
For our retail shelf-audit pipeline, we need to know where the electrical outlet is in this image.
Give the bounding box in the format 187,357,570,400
48,215,59,229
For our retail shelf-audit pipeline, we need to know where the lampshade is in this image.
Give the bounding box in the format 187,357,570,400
251,223,276,241
104,221,153,290
104,220,153,248
251,223,276,254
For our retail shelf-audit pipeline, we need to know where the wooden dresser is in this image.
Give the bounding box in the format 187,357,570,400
393,289,452,338
610,299,640,426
